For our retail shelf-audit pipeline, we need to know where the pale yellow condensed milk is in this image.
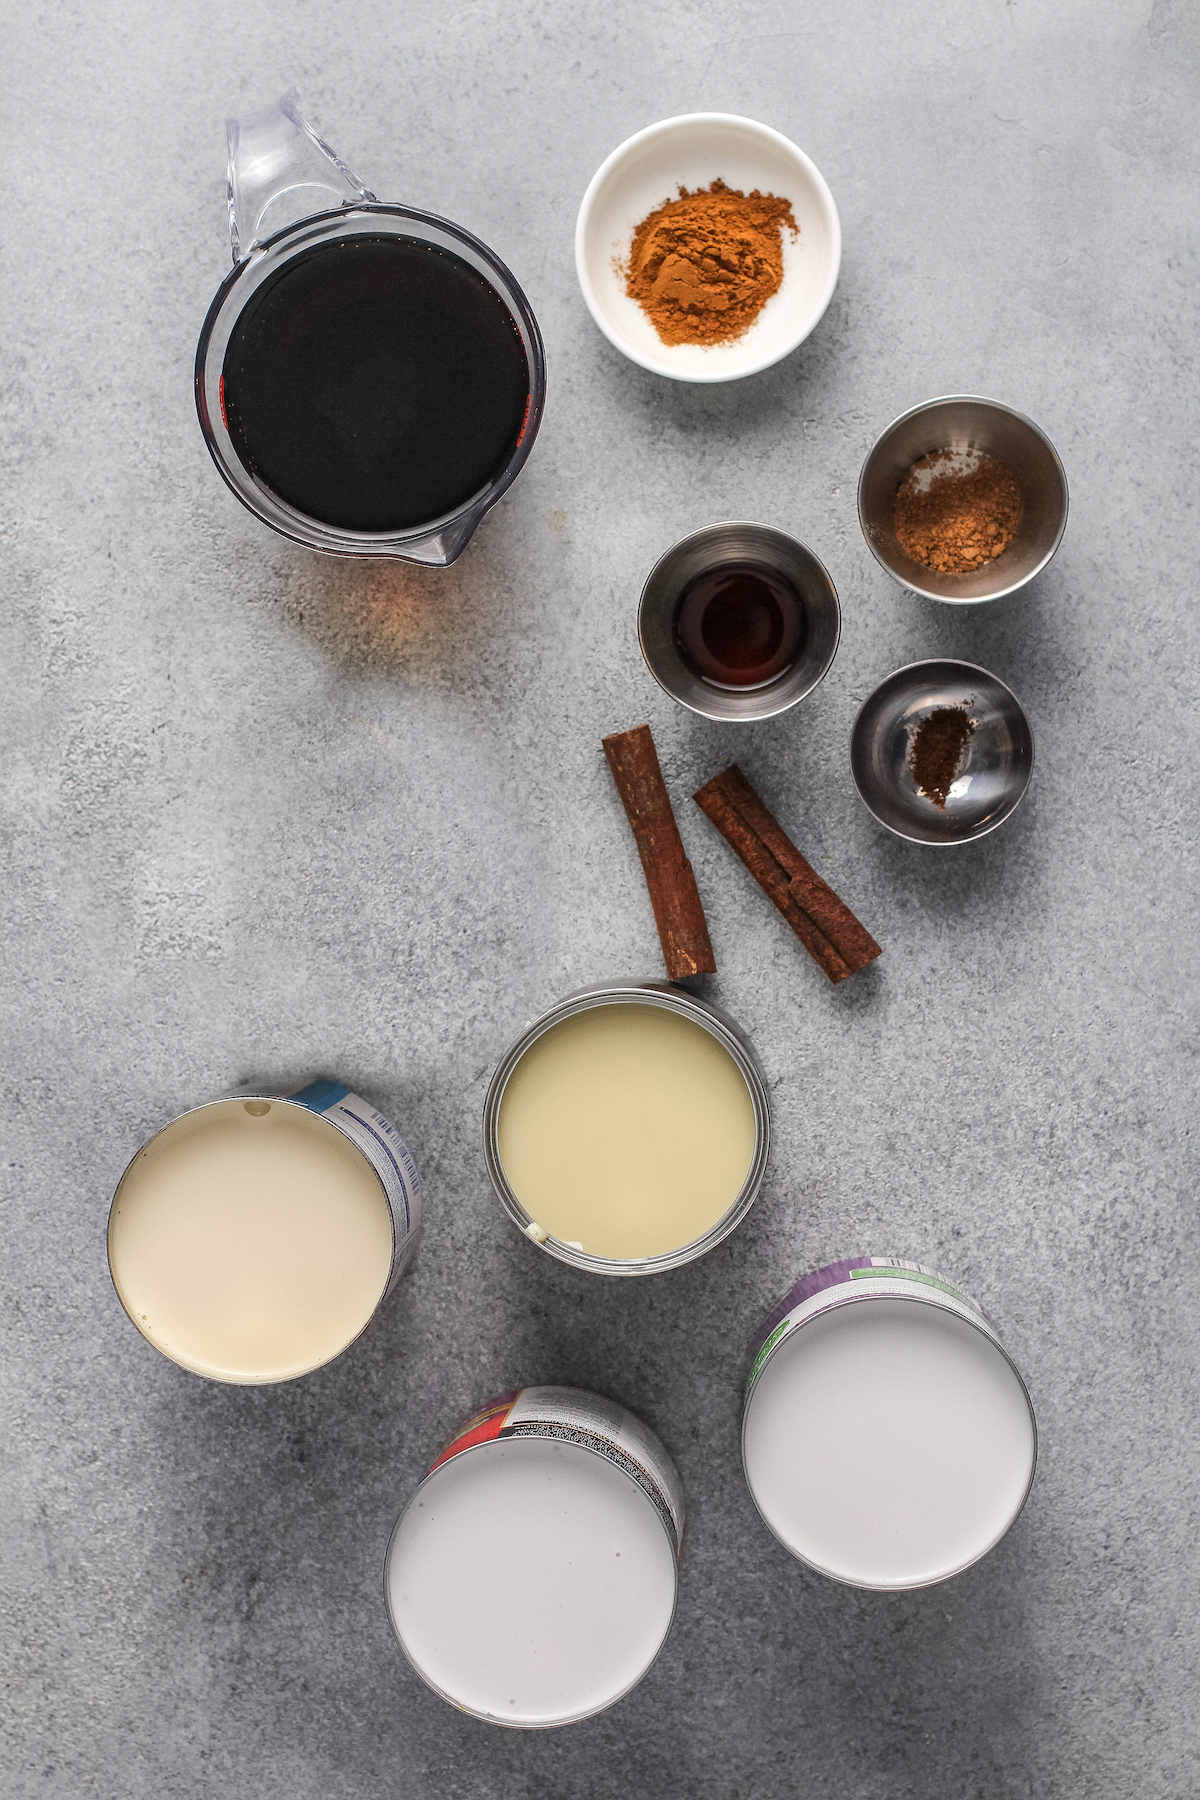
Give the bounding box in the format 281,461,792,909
496,1000,757,1260
108,1097,399,1383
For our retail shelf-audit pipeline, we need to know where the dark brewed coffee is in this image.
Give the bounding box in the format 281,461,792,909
675,561,804,689
220,235,530,534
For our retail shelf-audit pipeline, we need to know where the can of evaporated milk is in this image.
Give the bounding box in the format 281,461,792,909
483,980,770,1276
742,1257,1037,1590
385,1386,685,1727
107,1080,420,1384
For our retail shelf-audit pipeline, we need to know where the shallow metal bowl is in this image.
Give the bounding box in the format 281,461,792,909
850,660,1034,845
857,396,1068,604
638,521,841,722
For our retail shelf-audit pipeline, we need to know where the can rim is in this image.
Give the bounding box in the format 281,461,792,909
383,1424,681,1728
482,979,772,1276
106,1092,398,1385
741,1285,1039,1590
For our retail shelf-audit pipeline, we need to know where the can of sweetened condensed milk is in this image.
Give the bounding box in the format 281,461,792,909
385,1386,684,1727
483,980,770,1275
107,1080,420,1384
742,1257,1037,1589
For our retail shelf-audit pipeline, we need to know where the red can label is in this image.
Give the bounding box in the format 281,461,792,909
426,1386,686,1562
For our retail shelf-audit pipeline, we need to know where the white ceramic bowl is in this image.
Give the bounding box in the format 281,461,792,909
575,113,841,384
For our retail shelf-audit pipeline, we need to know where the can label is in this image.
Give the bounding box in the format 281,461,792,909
290,1080,421,1291
429,1386,686,1563
747,1256,995,1397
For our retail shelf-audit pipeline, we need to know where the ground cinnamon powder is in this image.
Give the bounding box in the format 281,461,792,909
909,706,975,809
624,180,798,347
894,451,1023,575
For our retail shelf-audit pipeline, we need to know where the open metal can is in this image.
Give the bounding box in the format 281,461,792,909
385,1386,684,1727
742,1256,1037,1589
107,1080,420,1384
483,980,771,1276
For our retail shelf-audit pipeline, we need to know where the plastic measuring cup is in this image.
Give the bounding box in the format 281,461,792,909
194,91,546,567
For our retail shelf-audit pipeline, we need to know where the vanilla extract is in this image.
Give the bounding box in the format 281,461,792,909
675,561,804,689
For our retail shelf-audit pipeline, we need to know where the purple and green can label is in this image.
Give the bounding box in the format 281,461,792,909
748,1256,992,1394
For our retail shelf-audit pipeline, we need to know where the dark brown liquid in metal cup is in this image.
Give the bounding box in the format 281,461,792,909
220,235,531,534
675,562,804,689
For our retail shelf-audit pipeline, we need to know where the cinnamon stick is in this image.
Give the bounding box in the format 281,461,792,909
693,779,853,983
603,725,716,978
693,765,881,983
713,766,881,970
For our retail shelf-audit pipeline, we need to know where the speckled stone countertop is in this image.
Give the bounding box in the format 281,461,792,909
4,3,1198,1796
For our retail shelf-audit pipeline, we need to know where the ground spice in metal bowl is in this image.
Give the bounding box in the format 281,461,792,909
909,706,975,809
623,180,798,347
894,450,1023,575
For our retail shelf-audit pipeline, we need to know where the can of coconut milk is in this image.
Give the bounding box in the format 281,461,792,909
385,1386,685,1727
107,1080,420,1384
742,1257,1037,1590
483,980,770,1276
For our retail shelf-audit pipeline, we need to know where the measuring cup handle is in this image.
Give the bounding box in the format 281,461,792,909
226,88,377,263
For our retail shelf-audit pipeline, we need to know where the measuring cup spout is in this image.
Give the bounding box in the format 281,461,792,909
391,515,482,568
226,89,376,263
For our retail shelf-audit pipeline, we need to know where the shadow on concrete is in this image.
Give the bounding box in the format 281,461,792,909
255,489,541,680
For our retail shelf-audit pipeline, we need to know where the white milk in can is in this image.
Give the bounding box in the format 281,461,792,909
742,1257,1036,1589
386,1386,685,1725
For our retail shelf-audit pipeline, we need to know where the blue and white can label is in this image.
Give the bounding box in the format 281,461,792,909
290,1079,421,1291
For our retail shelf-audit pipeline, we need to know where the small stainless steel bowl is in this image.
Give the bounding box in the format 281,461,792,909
850,660,1033,845
638,522,841,722
857,396,1068,604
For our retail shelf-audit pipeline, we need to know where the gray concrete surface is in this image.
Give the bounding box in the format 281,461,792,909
3,2,1198,1795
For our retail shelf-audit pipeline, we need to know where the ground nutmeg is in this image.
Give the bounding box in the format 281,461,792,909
894,450,1023,576
624,180,798,347
909,706,975,809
